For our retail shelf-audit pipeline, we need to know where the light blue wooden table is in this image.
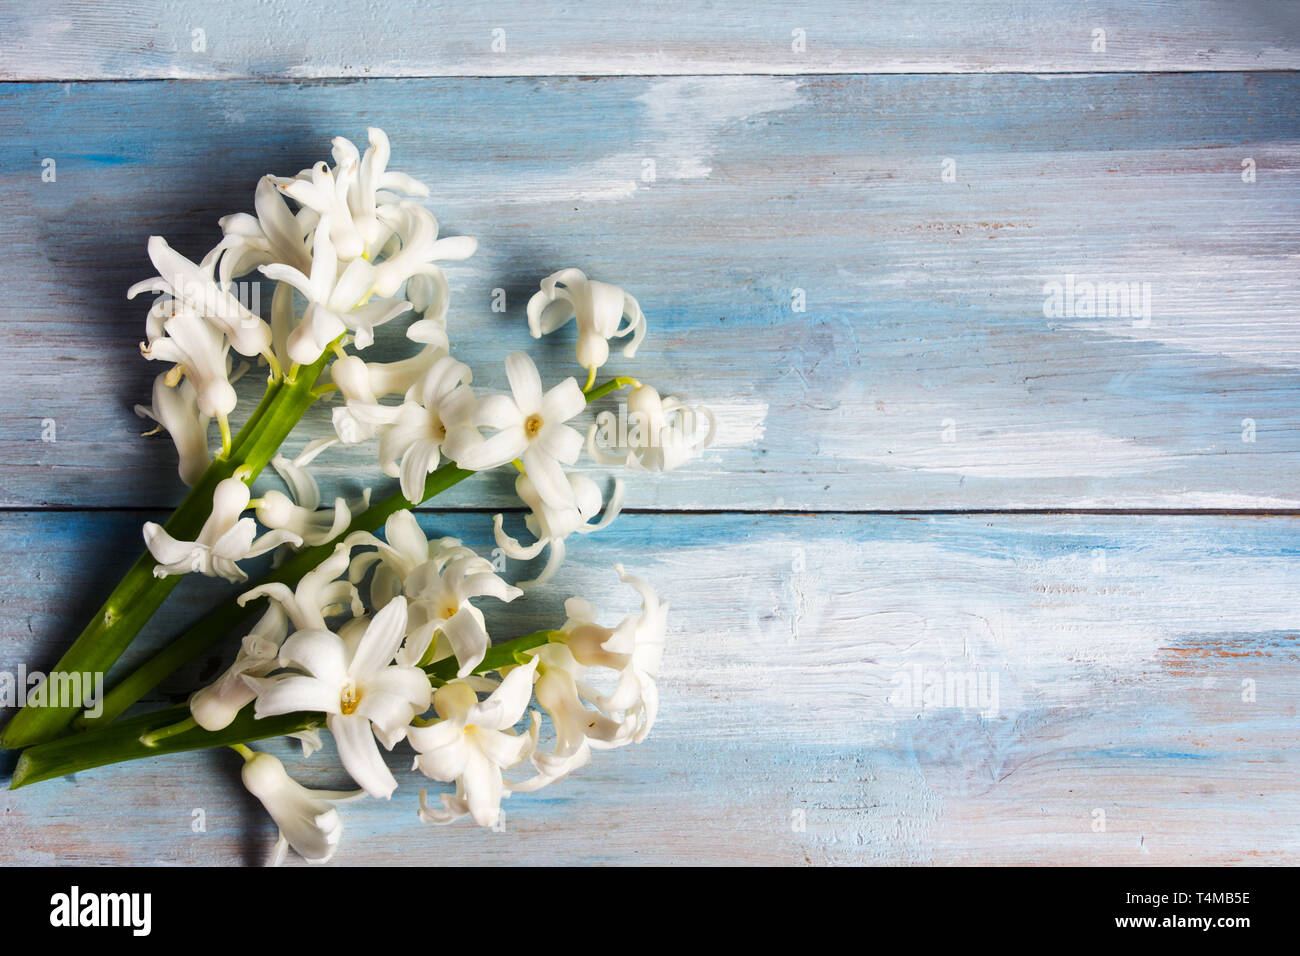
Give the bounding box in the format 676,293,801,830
1,1,1298,865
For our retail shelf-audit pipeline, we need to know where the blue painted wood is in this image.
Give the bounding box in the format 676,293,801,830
1,0,1297,868
1,510,1296,864
2,1,1298,79
1,74,1299,510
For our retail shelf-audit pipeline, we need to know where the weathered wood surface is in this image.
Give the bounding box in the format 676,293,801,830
1,511,1296,865
2,73,1299,511
3,1,1300,79
1,1,1298,868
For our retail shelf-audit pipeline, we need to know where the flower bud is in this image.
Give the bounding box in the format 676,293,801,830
255,489,297,531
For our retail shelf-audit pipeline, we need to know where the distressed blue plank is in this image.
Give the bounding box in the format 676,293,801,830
1,511,1297,864
0,74,1298,510
2,1,1299,79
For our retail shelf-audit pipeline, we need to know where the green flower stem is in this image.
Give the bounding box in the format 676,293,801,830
585,376,639,403
11,629,558,789
77,374,636,731
138,715,197,747
0,350,336,752
10,704,321,789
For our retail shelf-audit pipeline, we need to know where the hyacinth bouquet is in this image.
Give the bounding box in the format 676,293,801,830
2,129,714,864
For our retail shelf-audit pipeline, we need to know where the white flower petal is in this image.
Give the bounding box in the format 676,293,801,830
348,595,409,678
535,421,583,465
521,447,576,509
279,629,349,687
253,675,341,718
504,351,543,413
468,657,538,731
329,712,398,799
399,438,440,504
438,608,491,678
541,377,586,424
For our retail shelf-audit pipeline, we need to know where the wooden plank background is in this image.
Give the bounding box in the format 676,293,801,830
3,1,1300,77
2,511,1297,864
0,2,1297,865
4,73,1299,511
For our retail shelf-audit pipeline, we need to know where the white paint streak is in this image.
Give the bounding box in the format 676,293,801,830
661,523,1299,748
490,77,802,204
1013,491,1300,509
706,399,768,449
840,426,1172,479
1062,251,1300,369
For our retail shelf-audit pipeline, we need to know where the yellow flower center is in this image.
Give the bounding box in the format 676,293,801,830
340,684,360,716
524,413,544,438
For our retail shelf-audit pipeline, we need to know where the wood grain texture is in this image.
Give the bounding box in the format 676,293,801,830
1,510,1295,865
1,2,1297,868
2,1,1300,79
1,73,1299,510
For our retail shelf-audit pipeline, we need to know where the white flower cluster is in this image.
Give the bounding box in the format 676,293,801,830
194,512,664,864
135,130,713,592
132,128,472,488
132,129,712,863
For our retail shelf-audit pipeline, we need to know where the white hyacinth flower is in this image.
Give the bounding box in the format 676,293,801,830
328,346,444,446
255,440,370,549
266,149,472,360
255,489,364,551
143,476,302,582
276,129,432,263
276,158,370,263
332,127,430,254
338,355,477,503
134,370,212,487
252,596,432,799
453,351,586,509
493,472,624,588
398,550,523,675
556,565,668,745
329,346,444,405
139,306,237,419
510,641,631,793
526,268,647,373
268,437,339,512
366,202,478,301
189,604,289,731
404,274,451,349
586,383,716,472
346,512,523,674
238,540,364,632
239,750,359,866
129,235,272,360
407,658,540,828
345,511,469,603
211,175,314,289
259,215,411,363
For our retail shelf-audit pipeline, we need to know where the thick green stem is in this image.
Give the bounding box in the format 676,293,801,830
10,705,321,789
0,350,335,751
11,629,557,789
